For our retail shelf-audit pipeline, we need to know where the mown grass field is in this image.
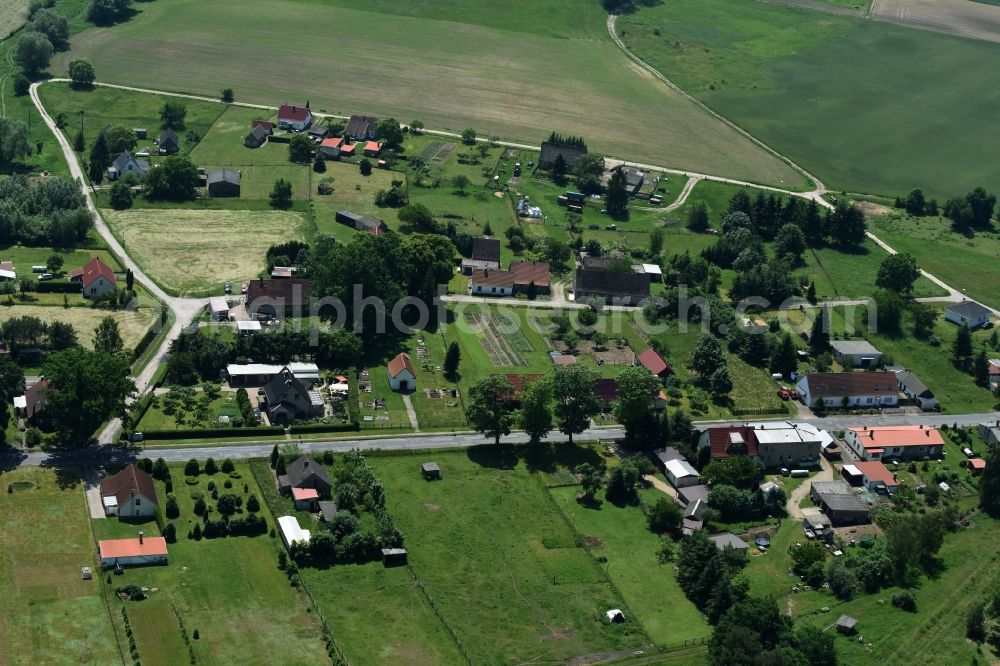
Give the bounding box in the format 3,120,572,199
0,0,28,39
0,303,157,351
53,0,806,187
549,485,711,647
869,212,1000,310
356,449,647,664
0,468,121,665
618,0,1000,199
104,461,329,665
102,208,307,295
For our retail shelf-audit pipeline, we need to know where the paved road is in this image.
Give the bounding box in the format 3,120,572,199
6,411,1000,471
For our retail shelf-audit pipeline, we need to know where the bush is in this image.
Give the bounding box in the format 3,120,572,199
221,458,235,473
185,476,199,486
892,590,917,612
184,459,199,476
163,523,177,543
165,493,179,519
223,479,232,489
204,458,218,475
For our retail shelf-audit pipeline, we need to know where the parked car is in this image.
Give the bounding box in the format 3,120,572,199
789,389,800,400
224,281,232,294
777,388,790,400
37,273,55,281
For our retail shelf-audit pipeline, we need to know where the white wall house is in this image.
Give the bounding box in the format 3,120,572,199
944,300,991,329
795,372,899,409
664,458,700,488
388,352,416,392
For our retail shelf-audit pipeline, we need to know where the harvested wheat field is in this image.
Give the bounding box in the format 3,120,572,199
102,209,307,296
0,305,158,352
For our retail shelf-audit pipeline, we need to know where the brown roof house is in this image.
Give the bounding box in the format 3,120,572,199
100,464,158,519
573,268,650,305
158,129,180,155
278,455,332,510
462,237,502,274
261,367,324,425
344,114,379,141
245,124,270,149
388,352,416,392
13,377,51,425
246,279,312,319
795,371,899,410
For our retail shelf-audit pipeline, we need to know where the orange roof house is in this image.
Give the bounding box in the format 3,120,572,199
99,535,168,567
388,352,416,391
844,426,945,462
364,141,382,156
854,461,898,493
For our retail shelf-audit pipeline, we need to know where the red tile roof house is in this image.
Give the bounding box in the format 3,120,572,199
252,120,275,134
854,461,898,494
277,103,313,131
843,425,945,462
637,347,672,378
99,533,168,568
388,352,416,392
71,257,117,300
100,464,158,518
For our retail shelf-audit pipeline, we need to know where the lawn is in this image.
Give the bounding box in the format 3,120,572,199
37,81,225,165
53,0,805,187
869,212,1000,310
352,448,648,663
618,0,1000,199
0,245,122,275
548,485,711,647
136,390,241,430
0,303,158,352
102,461,329,665
313,162,402,239
0,468,121,664
102,208,308,296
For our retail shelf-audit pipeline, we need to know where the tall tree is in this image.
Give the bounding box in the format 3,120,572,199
0,119,30,167
159,101,187,130
29,9,70,51
14,31,53,75
979,441,1000,517
551,364,600,445
909,302,938,338
769,333,797,379
876,253,920,294
605,169,629,220
809,309,830,355
373,117,403,148
288,134,313,163
953,325,973,368
144,156,199,201
613,366,660,443
443,341,460,378
687,201,708,231
691,333,726,379
466,375,515,444
92,316,124,355
269,179,293,209
974,350,990,386
550,153,568,184
518,378,552,445
40,348,134,443
88,130,111,182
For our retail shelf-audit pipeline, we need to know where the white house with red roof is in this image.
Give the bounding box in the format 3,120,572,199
99,533,168,568
844,425,944,462
71,257,117,300
388,352,416,392
277,103,313,131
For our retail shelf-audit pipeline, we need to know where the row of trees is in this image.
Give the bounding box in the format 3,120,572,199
0,175,92,247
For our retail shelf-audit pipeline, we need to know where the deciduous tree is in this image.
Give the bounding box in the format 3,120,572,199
288,133,313,163
144,156,198,201
14,31,53,75
466,375,515,444
269,178,293,209
40,348,134,443
518,378,552,445
876,252,920,293
159,101,187,130
551,364,600,445
92,316,124,355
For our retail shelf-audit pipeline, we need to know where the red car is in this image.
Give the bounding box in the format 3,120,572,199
789,389,800,400
777,389,790,400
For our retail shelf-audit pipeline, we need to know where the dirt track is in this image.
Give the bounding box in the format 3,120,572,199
872,0,1000,43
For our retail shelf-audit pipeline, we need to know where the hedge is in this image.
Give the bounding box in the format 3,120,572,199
33,281,82,293
289,422,359,435
140,426,283,440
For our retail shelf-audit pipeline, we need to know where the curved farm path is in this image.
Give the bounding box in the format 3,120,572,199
786,456,833,520
29,81,207,443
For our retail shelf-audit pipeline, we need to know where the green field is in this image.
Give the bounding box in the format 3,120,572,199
102,208,307,295
1,0,28,39
53,0,806,187
870,212,1000,310
618,0,1000,199
104,462,329,664
0,468,121,664
358,449,646,663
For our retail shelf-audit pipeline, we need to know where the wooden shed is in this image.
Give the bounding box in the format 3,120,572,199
381,548,408,567
421,462,441,480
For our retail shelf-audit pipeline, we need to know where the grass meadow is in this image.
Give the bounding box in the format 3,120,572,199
869,212,1000,310
52,0,805,187
0,0,28,38
102,461,329,665
0,303,158,351
359,448,648,664
0,468,121,664
619,0,1000,199
101,208,307,295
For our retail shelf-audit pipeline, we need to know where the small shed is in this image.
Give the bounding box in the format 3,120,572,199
81,566,93,580
606,609,625,623
421,462,441,480
381,548,408,567
133,128,147,139
836,615,858,635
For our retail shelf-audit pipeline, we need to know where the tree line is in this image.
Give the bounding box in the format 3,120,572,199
0,175,93,247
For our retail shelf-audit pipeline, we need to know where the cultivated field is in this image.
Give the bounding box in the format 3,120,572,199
872,0,1000,42
0,0,28,39
619,0,1000,199
0,304,157,351
53,0,806,187
102,208,307,295
0,468,121,664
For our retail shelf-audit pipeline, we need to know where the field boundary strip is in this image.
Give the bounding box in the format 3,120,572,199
83,475,130,666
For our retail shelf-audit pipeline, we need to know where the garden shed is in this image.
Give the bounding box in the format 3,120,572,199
421,462,441,480
381,548,408,566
